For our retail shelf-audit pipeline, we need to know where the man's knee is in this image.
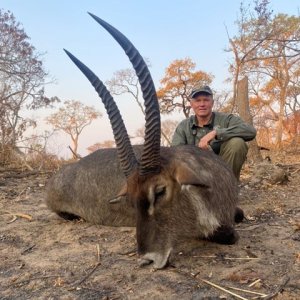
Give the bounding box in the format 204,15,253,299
221,137,248,155
219,138,248,180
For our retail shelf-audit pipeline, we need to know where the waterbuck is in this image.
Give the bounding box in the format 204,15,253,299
46,13,242,269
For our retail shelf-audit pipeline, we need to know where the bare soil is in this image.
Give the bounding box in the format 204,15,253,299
0,152,299,300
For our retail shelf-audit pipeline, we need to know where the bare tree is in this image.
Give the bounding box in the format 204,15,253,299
47,100,102,158
225,0,276,107
161,120,178,146
0,9,58,157
106,64,172,145
106,68,145,114
133,119,179,147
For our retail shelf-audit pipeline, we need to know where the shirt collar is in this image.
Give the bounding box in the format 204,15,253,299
190,113,214,129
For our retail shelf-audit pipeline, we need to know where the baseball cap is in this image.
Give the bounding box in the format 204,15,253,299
190,85,213,98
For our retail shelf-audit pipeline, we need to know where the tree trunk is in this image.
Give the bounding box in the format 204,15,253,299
275,91,286,149
70,135,79,159
236,76,263,163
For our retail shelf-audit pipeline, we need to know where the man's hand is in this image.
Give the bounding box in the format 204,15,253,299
198,130,217,150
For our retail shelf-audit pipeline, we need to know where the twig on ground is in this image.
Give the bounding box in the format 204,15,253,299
193,255,260,260
2,211,33,222
192,255,216,258
190,271,200,277
0,170,40,179
291,168,300,175
227,285,268,297
11,275,62,286
248,278,261,287
72,262,101,287
236,224,261,231
172,269,251,300
96,244,100,262
14,213,33,221
69,243,102,288
7,215,17,224
262,276,290,300
222,257,260,260
200,279,249,300
21,244,36,255
15,187,28,201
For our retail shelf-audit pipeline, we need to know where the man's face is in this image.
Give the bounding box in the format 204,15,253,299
190,94,214,119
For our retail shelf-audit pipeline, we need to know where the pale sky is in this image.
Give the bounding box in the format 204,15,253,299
1,1,299,157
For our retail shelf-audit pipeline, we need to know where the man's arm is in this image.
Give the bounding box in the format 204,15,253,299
215,114,256,142
171,123,188,146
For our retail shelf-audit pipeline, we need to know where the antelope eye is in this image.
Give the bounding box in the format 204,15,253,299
154,186,166,202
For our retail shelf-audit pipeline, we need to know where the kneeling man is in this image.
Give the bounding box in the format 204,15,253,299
172,85,256,180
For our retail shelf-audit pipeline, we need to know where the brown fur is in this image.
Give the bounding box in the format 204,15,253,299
46,145,240,268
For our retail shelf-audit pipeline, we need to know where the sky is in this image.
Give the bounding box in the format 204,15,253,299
1,0,299,157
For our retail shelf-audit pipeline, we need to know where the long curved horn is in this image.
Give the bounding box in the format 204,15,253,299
89,13,161,176
64,49,138,177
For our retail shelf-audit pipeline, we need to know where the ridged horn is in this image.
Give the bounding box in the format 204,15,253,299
64,49,138,177
88,13,161,176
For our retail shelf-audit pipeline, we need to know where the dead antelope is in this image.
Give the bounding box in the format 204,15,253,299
46,13,242,269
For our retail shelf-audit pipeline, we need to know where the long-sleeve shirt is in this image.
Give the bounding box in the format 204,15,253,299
171,112,256,153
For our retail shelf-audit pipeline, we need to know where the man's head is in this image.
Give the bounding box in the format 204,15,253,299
189,85,214,120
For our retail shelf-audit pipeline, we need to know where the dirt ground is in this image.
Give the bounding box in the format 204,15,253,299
0,152,299,300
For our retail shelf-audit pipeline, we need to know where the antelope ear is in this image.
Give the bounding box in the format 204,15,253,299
174,163,209,188
108,183,128,204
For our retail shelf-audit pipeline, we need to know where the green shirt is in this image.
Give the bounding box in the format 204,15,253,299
171,112,256,153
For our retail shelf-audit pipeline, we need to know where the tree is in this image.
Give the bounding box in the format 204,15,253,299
227,1,300,149
284,72,300,147
106,64,172,145
47,100,102,158
0,9,58,157
161,120,178,146
256,14,300,148
106,68,145,114
157,58,213,118
132,119,178,147
225,0,275,108
236,76,263,162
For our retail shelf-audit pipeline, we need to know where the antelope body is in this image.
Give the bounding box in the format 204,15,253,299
46,13,241,269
